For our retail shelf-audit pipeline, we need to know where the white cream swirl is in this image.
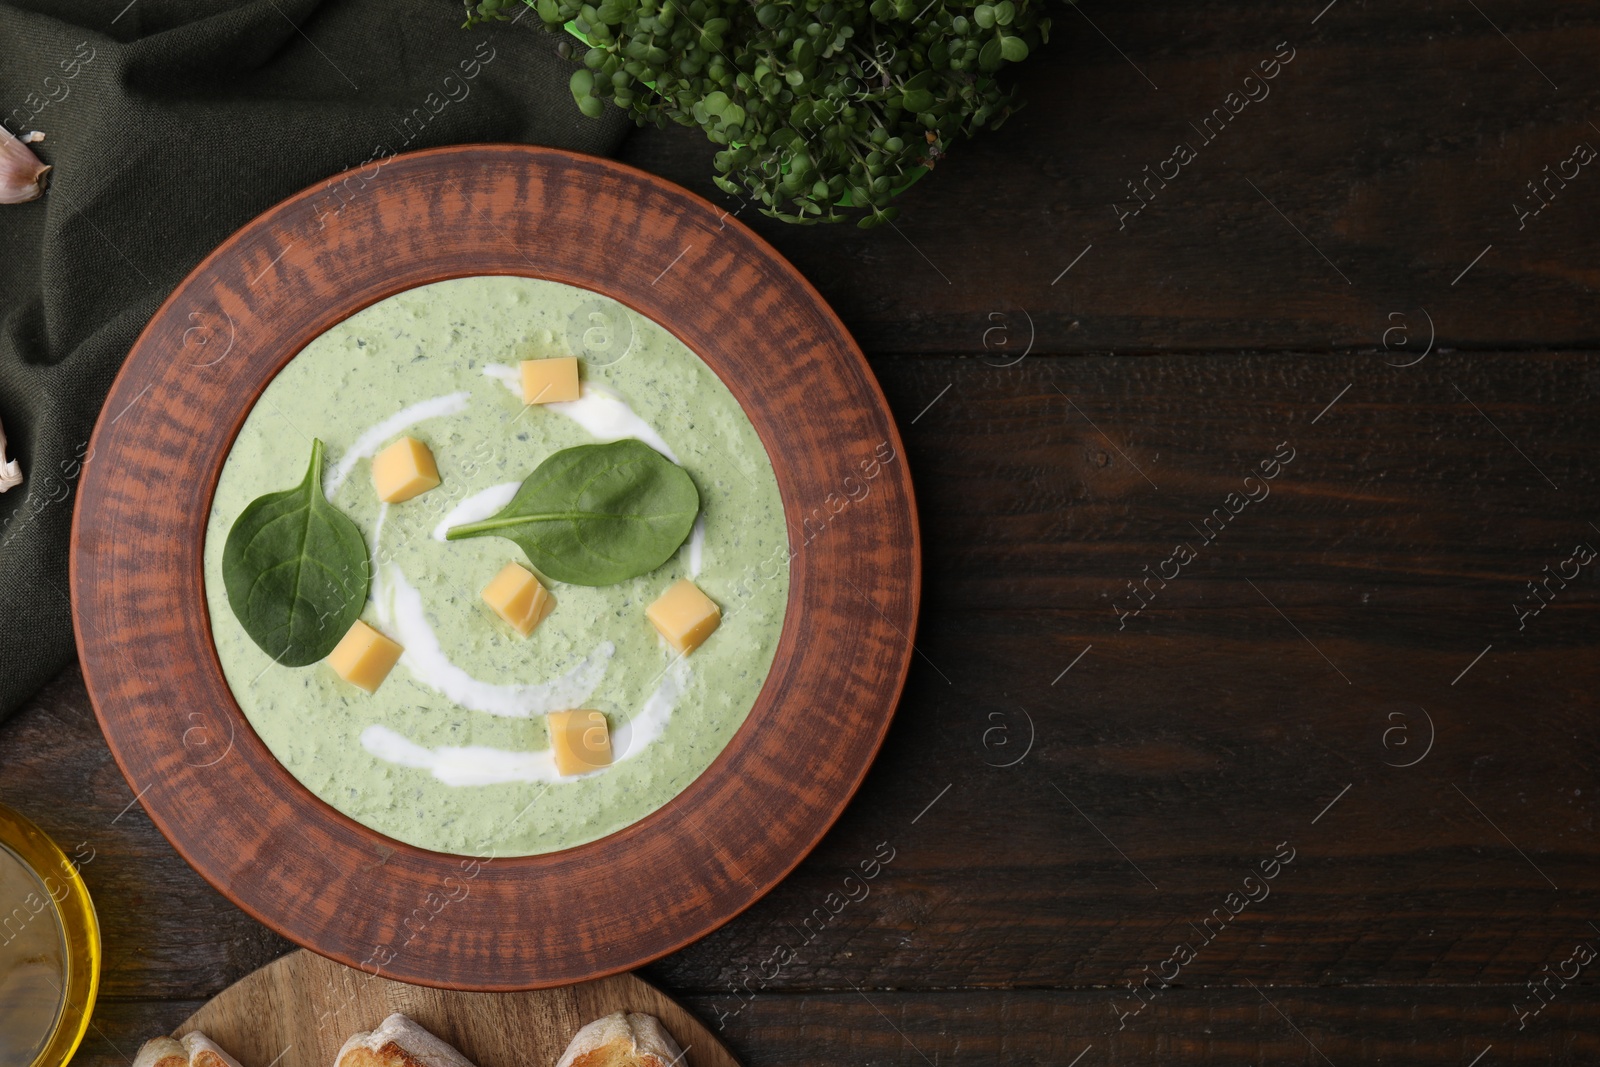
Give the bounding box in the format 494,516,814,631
351,378,701,784
325,391,470,497
359,659,689,786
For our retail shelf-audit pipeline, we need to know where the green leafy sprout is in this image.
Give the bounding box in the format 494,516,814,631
463,0,1050,227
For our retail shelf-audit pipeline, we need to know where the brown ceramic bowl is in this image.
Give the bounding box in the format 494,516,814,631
70,145,919,989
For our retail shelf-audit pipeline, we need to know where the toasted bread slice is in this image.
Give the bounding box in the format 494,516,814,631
133,1037,186,1067
336,1014,478,1067
555,1012,684,1067
184,1033,248,1067
133,1033,246,1067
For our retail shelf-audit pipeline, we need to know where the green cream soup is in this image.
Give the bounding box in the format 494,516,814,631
203,276,790,856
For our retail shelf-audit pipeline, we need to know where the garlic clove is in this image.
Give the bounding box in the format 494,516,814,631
1,129,50,205
0,415,21,492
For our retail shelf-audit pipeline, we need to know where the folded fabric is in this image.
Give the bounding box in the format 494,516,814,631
0,0,630,721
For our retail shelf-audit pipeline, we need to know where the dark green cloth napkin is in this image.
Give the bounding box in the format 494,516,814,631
0,0,629,721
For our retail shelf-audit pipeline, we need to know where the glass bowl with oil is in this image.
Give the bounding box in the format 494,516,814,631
0,803,99,1067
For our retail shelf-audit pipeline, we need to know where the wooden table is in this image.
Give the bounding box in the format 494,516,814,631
7,2,1600,1062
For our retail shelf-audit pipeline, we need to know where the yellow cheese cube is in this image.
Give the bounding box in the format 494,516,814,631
520,356,580,404
371,436,441,503
646,578,721,655
547,710,612,776
327,620,403,694
481,561,553,637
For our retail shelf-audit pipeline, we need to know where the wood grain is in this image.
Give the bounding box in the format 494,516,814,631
67,145,918,990
70,989,1600,1067
169,950,738,1067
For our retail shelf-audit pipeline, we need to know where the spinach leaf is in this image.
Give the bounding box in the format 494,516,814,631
446,439,699,586
222,439,371,667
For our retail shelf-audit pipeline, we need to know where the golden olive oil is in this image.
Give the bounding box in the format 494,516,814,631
0,805,98,1067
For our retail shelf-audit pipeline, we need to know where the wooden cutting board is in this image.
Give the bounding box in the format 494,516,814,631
175,950,740,1067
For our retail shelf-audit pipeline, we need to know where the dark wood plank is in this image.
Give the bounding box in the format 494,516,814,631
688,989,1600,1065
70,989,1600,1067
618,1,1600,354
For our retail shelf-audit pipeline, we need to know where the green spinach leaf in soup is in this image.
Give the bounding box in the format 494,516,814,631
222,439,371,667
447,439,700,586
